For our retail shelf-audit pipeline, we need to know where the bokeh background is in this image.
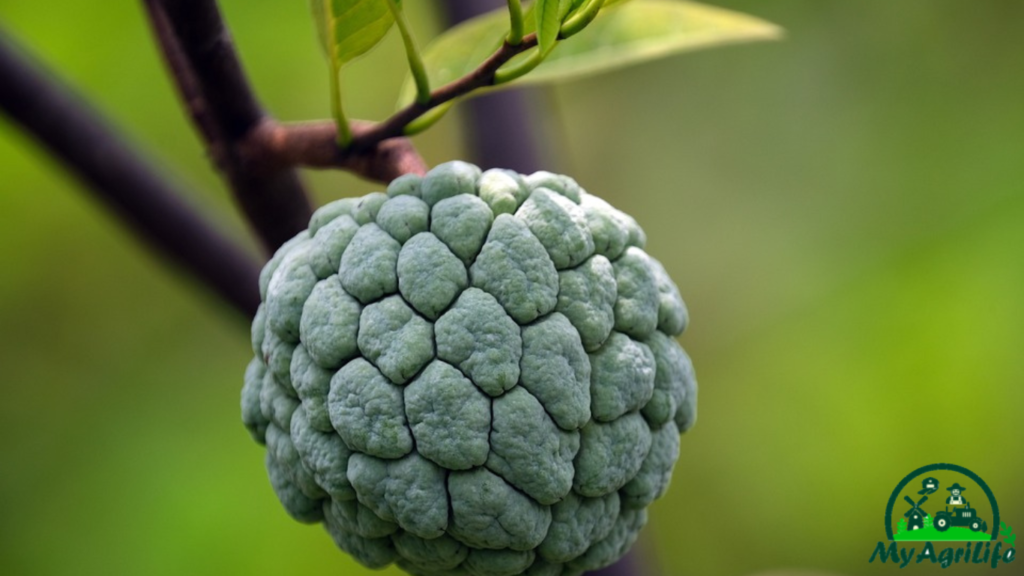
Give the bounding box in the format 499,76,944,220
1,1,1022,575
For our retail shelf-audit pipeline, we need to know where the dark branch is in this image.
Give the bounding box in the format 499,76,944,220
0,30,261,317
144,0,313,253
449,89,543,173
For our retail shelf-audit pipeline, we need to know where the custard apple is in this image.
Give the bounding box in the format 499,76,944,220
242,161,697,576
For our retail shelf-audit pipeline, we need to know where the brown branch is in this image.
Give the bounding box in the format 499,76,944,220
143,0,313,254
245,120,427,181
0,30,262,318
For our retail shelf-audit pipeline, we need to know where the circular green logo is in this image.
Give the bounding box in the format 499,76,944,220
885,463,1000,542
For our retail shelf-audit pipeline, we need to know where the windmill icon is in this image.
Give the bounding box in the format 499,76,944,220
904,495,929,531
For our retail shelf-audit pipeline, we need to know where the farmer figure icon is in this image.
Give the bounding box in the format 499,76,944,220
946,482,967,506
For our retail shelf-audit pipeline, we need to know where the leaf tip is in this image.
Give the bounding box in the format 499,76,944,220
754,21,786,42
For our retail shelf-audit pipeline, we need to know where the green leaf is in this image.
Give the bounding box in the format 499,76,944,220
522,0,782,85
398,1,779,107
535,0,572,56
311,0,396,69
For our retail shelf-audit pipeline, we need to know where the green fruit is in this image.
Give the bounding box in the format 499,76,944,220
242,161,697,576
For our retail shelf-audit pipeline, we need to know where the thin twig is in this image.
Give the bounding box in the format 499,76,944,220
144,0,313,253
0,31,262,317
349,32,539,152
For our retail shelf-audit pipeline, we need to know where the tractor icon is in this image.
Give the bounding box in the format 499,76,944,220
934,500,988,533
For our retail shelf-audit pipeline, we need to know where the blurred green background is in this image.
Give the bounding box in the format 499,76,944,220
1,1,1022,575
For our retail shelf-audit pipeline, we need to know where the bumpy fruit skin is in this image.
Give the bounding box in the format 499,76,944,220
242,162,698,576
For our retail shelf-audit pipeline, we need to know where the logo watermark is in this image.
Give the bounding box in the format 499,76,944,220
869,463,1016,569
